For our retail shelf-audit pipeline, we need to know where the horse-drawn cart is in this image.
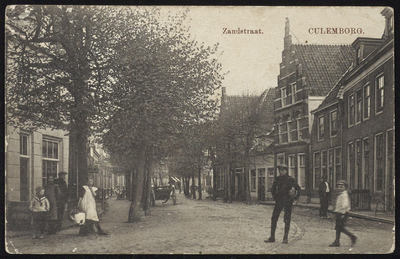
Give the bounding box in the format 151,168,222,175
151,185,176,206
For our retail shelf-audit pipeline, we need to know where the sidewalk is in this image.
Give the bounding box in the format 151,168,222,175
6,200,107,238
259,200,395,225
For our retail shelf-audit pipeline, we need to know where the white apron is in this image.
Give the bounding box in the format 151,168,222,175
79,185,99,221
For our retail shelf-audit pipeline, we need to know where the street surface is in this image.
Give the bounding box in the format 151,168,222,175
6,193,394,254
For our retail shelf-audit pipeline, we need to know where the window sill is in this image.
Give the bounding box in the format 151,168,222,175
375,110,384,116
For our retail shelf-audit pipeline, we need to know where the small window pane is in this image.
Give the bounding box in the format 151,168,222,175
43,141,47,157
48,142,53,158
53,142,58,159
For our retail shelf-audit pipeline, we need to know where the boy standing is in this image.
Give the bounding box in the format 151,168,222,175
329,180,357,247
29,187,50,239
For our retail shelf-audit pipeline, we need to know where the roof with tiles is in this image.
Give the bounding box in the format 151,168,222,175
292,44,353,96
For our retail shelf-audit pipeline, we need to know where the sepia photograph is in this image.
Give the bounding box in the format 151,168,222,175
5,5,394,254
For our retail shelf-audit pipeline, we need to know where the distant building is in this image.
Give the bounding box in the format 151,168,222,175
310,8,394,211
214,87,275,201
273,18,353,201
88,139,114,196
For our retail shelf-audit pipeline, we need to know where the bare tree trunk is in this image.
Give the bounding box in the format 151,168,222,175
143,158,153,216
191,173,196,199
128,151,146,222
227,165,232,203
69,116,89,198
212,165,217,201
198,166,202,200
245,159,251,205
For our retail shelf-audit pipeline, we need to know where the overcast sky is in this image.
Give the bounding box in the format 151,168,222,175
167,6,387,97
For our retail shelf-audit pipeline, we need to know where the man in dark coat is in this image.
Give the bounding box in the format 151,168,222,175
265,163,301,244
44,174,61,234
55,172,69,231
318,174,331,219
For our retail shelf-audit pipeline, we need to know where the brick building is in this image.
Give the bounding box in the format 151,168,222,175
273,18,353,201
310,8,394,211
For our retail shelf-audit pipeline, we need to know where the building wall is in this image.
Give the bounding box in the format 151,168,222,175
310,102,343,192
310,38,394,211
342,54,394,202
6,125,69,203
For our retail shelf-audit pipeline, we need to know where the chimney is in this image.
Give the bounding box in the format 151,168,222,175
381,8,394,40
284,17,292,50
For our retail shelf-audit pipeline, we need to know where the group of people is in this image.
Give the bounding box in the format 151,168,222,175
265,163,357,247
29,173,68,238
29,174,108,239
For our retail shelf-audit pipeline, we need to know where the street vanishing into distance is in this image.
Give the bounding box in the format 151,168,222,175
6,194,394,254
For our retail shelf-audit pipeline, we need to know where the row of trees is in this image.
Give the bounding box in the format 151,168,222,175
6,6,223,222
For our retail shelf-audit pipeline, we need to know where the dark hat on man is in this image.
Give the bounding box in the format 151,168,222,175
337,180,348,188
277,163,288,169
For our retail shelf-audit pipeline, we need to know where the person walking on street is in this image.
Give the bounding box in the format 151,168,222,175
44,174,61,235
78,178,108,236
329,180,357,247
318,174,331,219
55,172,69,231
265,163,301,244
29,187,50,239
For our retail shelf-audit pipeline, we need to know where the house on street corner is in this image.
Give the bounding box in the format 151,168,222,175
310,8,394,212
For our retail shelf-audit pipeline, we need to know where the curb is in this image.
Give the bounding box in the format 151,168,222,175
260,201,394,225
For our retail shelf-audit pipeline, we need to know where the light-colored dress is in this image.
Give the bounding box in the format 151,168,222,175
79,185,99,222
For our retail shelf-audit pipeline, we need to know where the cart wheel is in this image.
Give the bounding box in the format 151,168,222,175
172,194,177,205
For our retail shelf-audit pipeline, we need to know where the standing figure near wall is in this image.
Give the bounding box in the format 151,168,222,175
44,175,61,235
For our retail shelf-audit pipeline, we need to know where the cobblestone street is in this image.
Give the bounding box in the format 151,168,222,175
6,193,394,254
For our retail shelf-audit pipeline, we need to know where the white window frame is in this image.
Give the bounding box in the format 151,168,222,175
375,73,384,115
297,153,306,190
313,152,320,189
288,154,296,178
20,132,31,201
281,88,286,107
289,120,298,142
321,149,327,180
347,142,354,186
334,147,342,188
355,139,362,189
355,88,363,124
318,115,324,141
42,138,60,186
330,109,338,137
363,83,370,120
290,83,296,104
348,94,355,127
297,118,303,141
362,137,370,190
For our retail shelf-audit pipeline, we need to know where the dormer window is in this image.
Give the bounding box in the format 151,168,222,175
356,46,364,65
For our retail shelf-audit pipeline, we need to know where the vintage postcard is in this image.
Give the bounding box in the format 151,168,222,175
5,6,394,254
